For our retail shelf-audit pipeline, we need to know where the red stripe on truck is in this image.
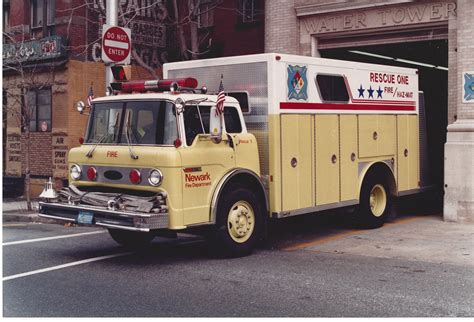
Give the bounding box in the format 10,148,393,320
280,102,416,111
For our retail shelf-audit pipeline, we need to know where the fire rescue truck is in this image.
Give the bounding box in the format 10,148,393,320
39,53,428,256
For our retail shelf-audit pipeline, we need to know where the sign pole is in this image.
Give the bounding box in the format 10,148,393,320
105,0,118,90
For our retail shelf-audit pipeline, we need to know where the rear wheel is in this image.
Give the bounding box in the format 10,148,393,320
357,174,392,228
210,187,263,257
108,229,155,248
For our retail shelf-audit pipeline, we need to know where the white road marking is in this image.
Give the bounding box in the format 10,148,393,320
2,230,106,246
3,252,133,281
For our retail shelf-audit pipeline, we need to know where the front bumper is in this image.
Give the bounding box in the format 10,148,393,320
39,202,168,232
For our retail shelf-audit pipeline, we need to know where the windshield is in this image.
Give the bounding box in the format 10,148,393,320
86,100,178,145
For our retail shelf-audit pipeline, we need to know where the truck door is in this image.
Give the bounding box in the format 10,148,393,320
179,105,235,226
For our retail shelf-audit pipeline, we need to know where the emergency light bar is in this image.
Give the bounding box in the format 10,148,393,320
110,78,198,93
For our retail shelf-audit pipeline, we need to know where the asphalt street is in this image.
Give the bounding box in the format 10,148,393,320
2,206,474,317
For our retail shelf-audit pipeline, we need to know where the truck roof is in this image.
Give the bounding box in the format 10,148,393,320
164,52,418,75
92,92,240,104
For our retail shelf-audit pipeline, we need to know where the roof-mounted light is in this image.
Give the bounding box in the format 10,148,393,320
110,78,198,93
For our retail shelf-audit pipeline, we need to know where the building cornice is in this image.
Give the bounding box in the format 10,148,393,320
295,0,417,17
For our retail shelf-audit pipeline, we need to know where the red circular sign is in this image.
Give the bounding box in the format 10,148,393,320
102,26,131,63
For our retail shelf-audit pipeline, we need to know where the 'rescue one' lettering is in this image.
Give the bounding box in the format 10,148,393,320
185,172,212,188
370,72,409,85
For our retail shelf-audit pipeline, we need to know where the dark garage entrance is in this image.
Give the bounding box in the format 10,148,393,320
320,40,448,207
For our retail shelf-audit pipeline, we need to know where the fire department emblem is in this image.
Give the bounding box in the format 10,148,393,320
463,71,474,103
287,65,308,101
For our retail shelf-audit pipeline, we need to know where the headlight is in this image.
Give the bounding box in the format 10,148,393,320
70,164,82,180
148,169,163,186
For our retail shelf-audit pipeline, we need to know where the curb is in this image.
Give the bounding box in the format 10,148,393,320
2,211,64,225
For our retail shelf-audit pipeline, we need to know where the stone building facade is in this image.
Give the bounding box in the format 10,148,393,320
265,0,473,223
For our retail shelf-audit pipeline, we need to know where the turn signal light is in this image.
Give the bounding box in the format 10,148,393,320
174,138,182,148
87,167,97,181
129,169,141,184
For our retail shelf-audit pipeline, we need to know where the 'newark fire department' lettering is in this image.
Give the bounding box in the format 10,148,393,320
185,172,211,188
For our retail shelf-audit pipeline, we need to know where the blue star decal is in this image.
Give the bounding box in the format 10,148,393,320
376,86,383,99
367,86,374,98
358,84,365,98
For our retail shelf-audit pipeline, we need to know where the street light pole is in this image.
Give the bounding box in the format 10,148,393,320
105,0,118,90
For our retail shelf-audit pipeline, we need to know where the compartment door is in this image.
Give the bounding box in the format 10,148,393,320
377,115,396,156
281,115,313,211
359,115,396,158
397,115,419,192
340,115,358,201
397,115,409,191
407,116,420,190
315,115,340,205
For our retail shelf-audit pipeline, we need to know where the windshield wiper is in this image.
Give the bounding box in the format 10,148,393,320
124,110,139,160
86,112,121,158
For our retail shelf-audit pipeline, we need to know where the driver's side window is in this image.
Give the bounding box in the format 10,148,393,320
183,105,210,145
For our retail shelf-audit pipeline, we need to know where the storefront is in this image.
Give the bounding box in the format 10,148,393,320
265,0,473,223
3,36,105,196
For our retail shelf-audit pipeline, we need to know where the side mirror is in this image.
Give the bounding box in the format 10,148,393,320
75,101,86,114
209,106,223,143
209,106,222,144
175,98,185,115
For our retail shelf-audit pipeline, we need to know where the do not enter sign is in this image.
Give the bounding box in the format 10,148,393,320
102,24,131,64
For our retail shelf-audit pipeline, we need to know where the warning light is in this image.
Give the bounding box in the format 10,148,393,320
110,78,198,93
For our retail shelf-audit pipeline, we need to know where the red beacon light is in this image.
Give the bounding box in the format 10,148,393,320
111,78,198,93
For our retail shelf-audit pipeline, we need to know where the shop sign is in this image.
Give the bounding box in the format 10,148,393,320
52,132,69,178
7,133,21,163
463,71,474,103
3,36,66,65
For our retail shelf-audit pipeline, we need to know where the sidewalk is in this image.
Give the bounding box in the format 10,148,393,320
2,198,43,223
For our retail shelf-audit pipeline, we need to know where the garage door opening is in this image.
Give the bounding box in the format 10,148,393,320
320,40,448,210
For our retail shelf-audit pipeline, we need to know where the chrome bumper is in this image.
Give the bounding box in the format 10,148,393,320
38,201,168,232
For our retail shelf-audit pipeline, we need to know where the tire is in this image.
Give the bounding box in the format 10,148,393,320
210,187,263,257
108,228,155,248
356,173,392,229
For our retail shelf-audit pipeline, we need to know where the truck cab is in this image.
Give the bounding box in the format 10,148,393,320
39,78,266,256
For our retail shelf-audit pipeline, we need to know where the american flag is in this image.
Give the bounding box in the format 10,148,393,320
216,76,225,115
87,85,94,107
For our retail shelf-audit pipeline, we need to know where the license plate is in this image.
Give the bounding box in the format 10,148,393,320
77,211,94,224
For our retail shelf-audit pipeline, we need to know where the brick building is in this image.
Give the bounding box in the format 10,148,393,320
265,0,473,223
2,0,264,196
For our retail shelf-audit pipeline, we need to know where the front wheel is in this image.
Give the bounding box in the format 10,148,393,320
108,229,155,248
357,175,392,229
210,187,263,257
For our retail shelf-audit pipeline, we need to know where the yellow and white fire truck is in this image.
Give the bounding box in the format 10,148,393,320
39,53,428,256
